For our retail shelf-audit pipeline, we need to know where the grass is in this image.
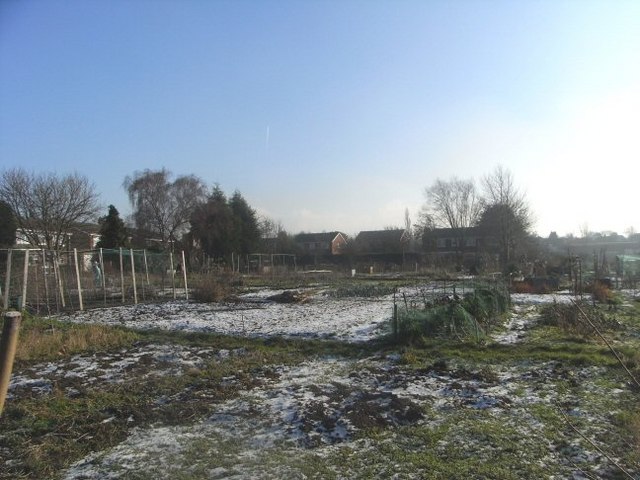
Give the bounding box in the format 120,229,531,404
14,314,139,362
2,285,640,479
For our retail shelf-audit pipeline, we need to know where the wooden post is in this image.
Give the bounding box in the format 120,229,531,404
42,249,51,315
54,252,65,309
181,250,188,300
2,249,11,310
130,249,138,304
0,311,22,416
119,247,125,303
99,248,106,306
20,249,30,311
143,249,150,285
73,248,83,311
169,251,176,300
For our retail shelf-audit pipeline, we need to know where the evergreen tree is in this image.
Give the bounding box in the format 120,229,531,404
96,205,129,249
0,200,16,247
189,187,261,259
189,186,234,258
229,191,260,255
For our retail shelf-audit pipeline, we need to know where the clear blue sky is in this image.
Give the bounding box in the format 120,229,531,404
1,0,639,237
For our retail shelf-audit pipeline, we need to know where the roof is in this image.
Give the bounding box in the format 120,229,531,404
423,226,484,238
355,229,409,243
294,232,345,243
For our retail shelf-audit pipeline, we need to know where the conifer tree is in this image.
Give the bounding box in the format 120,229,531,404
96,205,129,249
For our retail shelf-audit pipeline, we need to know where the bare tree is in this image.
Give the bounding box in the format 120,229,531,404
425,177,482,229
0,168,100,251
480,165,533,268
423,177,482,264
124,169,208,249
482,166,532,228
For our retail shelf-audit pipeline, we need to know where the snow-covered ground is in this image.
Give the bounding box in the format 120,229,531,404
61,354,627,479
7,287,636,479
55,289,395,342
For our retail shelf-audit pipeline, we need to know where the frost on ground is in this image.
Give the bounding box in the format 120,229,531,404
55,290,394,342
8,287,638,479
8,344,245,400
62,355,631,479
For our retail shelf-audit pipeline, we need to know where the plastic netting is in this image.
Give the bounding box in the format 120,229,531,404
1,248,188,314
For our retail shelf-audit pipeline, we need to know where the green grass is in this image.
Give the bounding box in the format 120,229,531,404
2,287,640,479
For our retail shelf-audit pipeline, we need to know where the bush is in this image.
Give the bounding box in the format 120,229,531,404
192,274,232,302
540,300,621,336
397,303,485,343
591,281,618,305
392,284,510,344
463,288,510,326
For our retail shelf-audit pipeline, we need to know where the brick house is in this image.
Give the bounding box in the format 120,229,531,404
355,229,411,254
294,232,348,256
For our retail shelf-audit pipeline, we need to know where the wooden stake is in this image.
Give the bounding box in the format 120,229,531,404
99,248,106,306
20,249,30,311
130,249,138,304
42,249,51,315
143,249,150,285
169,251,176,300
0,311,22,416
119,247,125,303
181,250,188,300
73,248,83,311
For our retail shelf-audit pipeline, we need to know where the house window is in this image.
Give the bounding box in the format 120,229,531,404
465,237,476,247
437,238,447,248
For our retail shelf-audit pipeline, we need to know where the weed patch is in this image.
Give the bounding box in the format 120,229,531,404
15,316,138,362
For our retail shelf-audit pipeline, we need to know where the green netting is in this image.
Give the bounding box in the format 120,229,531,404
397,303,485,342
394,283,510,343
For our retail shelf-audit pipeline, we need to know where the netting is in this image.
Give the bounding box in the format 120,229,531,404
393,279,510,343
618,255,640,289
1,248,189,314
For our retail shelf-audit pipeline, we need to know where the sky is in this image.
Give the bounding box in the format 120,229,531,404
1,0,639,238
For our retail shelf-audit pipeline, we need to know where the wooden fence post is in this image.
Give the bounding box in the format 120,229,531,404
99,248,106,306
181,250,188,300
130,249,138,305
19,249,30,311
42,249,51,315
73,248,83,311
169,251,176,300
0,311,22,416
119,247,125,303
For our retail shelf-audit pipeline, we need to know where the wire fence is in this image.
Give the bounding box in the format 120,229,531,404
1,248,189,315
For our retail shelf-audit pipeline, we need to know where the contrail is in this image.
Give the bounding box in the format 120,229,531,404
265,125,270,154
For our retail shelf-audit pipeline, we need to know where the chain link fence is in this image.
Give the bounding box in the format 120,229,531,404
1,248,189,315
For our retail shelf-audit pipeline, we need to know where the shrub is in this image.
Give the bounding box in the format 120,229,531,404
462,288,510,326
391,284,509,344
396,303,485,343
591,281,618,305
540,300,621,336
192,274,232,302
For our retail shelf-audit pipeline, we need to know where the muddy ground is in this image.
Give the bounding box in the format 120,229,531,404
3,287,639,479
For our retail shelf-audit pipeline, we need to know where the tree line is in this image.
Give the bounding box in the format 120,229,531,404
414,165,533,270
0,168,276,264
1,165,634,273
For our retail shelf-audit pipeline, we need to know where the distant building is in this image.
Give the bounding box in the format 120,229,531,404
355,229,411,254
294,231,348,256
14,222,100,251
422,226,497,268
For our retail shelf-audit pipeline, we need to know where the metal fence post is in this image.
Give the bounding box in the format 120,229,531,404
0,311,22,416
